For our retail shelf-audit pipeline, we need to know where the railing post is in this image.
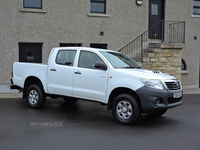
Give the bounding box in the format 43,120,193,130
162,20,164,43
141,34,143,62
183,21,186,44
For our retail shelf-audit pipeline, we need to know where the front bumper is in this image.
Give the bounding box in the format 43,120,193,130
135,86,182,113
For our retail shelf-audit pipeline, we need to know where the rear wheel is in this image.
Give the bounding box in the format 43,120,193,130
112,94,141,125
26,83,46,109
63,97,78,104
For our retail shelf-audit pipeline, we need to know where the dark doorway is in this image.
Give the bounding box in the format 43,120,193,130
60,43,82,47
19,43,42,63
149,0,164,39
90,43,107,49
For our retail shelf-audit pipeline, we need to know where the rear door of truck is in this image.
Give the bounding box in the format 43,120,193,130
47,49,77,96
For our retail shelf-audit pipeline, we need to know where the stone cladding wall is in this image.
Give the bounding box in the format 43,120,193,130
141,43,184,81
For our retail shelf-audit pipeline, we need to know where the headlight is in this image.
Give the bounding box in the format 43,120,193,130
141,79,164,89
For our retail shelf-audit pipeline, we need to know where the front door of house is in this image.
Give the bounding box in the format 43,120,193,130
149,0,164,39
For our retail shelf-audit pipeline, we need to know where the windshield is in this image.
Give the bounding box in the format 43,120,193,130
100,51,142,69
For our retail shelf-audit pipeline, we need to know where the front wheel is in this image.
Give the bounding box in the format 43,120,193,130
26,83,46,109
112,94,141,125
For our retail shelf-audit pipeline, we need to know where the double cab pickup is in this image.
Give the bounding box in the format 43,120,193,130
11,47,182,125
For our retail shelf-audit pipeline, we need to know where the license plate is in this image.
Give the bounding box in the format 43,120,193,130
173,91,182,98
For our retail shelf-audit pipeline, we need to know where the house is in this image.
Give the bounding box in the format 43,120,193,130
0,0,199,91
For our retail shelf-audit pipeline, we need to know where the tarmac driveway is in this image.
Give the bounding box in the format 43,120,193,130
0,94,200,150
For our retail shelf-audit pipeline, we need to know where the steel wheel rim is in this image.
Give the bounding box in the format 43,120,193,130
116,100,133,120
29,90,39,105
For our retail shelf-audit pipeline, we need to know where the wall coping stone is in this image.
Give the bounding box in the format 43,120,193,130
160,43,185,49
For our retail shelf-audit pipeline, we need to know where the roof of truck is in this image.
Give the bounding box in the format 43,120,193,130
54,47,119,53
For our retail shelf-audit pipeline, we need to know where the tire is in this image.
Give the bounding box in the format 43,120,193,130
112,94,141,125
149,109,167,117
26,83,46,109
63,97,78,104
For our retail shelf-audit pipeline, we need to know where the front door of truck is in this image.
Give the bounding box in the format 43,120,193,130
72,50,108,103
47,50,77,96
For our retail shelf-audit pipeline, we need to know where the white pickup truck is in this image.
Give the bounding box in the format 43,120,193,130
11,47,182,125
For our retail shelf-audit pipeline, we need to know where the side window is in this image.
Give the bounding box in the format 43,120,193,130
78,51,105,69
56,50,76,66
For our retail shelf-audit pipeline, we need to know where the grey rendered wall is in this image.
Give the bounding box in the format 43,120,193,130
0,0,148,84
165,0,200,88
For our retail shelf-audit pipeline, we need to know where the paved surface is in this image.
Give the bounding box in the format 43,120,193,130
0,94,200,150
182,88,200,94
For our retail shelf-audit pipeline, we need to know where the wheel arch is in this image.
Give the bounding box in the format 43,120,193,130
23,76,44,99
107,87,141,110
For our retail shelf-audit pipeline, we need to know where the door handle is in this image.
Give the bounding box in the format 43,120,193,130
50,68,56,71
74,71,81,74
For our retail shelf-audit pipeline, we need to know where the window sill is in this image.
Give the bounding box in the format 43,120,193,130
87,13,110,18
20,8,46,13
181,70,189,75
191,14,200,18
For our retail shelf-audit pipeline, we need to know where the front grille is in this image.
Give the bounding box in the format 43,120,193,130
165,80,181,90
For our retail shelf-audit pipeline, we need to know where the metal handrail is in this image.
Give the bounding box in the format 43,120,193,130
118,20,185,62
118,30,147,51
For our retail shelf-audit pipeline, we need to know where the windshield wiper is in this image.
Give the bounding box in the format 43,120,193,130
122,66,142,69
136,66,142,69
122,66,135,69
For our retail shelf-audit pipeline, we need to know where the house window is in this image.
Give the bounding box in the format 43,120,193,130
19,43,42,63
90,0,106,14
24,0,42,9
90,43,107,49
181,59,187,70
193,0,200,15
60,43,82,47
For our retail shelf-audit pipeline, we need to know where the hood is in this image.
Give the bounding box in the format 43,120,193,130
119,69,177,80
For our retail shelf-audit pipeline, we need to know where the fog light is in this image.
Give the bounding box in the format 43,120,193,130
173,91,182,98
156,98,160,104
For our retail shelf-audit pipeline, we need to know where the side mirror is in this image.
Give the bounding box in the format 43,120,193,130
95,62,107,70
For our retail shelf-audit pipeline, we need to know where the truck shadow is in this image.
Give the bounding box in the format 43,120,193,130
14,98,182,129
46,99,181,128
135,115,181,128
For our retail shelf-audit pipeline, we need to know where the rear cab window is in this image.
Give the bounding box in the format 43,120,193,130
56,50,77,66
